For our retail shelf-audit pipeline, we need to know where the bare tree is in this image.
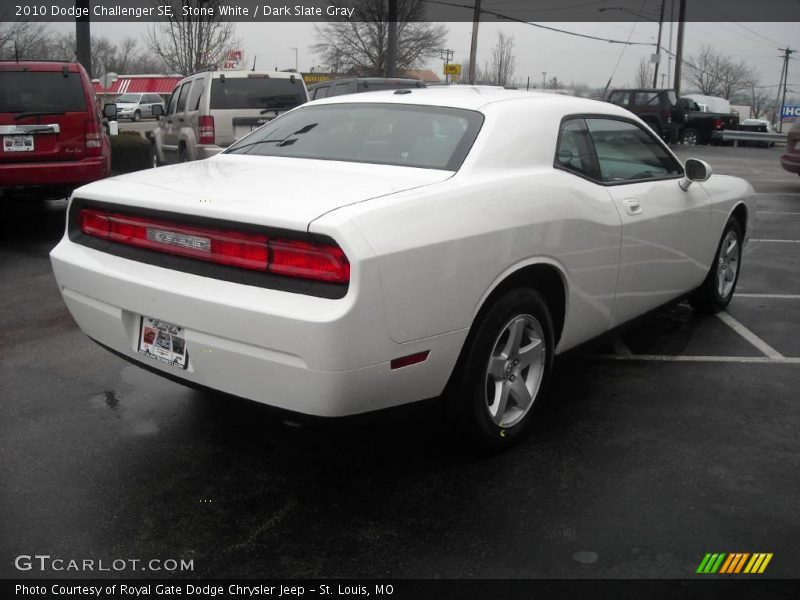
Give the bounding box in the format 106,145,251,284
548,76,562,91
687,45,757,99
461,59,490,85
635,58,653,88
750,86,773,119
146,0,239,75
312,0,446,76
0,20,48,60
484,32,516,87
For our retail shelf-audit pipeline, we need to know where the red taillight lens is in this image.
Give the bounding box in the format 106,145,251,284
269,239,350,284
198,115,215,144
78,208,349,284
713,118,723,130
85,118,103,156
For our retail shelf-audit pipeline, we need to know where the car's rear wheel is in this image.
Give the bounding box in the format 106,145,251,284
680,128,699,145
446,288,554,451
151,144,161,168
133,110,141,122
689,217,743,313
178,145,188,163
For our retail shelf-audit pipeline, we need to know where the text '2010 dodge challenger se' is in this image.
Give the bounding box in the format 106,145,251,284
50,87,755,450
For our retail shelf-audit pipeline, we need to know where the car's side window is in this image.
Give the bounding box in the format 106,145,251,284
165,87,180,115
175,83,190,112
314,86,330,99
333,83,352,96
186,79,205,111
608,92,630,107
585,118,683,183
633,92,661,107
554,118,599,180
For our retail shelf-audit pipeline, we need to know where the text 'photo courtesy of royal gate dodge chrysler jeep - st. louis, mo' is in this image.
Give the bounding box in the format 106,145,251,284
49,87,755,451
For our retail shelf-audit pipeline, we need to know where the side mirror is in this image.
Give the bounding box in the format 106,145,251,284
151,104,164,117
103,103,118,119
679,158,712,191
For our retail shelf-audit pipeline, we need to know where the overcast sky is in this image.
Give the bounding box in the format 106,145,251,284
48,19,798,96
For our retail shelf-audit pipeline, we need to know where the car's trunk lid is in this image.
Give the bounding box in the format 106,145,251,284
73,154,453,231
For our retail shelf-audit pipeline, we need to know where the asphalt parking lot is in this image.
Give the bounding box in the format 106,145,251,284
1,144,798,581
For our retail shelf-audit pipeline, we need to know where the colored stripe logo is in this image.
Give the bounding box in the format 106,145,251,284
697,553,773,574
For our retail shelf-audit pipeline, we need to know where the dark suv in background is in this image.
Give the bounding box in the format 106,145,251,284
308,77,426,100
606,88,739,145
0,61,111,200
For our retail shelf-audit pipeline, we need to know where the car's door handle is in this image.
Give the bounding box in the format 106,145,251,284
623,199,642,215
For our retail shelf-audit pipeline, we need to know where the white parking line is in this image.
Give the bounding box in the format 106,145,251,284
716,311,785,360
750,239,800,243
736,293,800,300
587,354,800,364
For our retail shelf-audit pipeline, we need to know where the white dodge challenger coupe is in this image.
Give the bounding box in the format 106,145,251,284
50,88,755,449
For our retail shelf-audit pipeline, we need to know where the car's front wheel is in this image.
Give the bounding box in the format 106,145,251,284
133,110,141,122
689,217,743,313
446,288,554,451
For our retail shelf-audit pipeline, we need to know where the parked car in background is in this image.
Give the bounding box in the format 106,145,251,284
150,70,308,165
780,121,800,175
606,89,739,145
51,88,755,450
308,77,426,100
0,61,111,200
114,93,166,122
738,118,776,147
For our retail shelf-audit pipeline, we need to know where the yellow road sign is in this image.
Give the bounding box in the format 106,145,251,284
443,64,462,76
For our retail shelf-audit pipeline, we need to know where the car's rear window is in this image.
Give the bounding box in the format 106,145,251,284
210,77,306,110
225,103,483,171
115,94,140,103
0,71,86,113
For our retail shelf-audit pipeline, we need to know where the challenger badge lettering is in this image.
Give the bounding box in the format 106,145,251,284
146,228,211,252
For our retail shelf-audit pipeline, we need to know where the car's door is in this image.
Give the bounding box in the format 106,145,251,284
584,117,713,325
162,82,190,163
551,118,623,343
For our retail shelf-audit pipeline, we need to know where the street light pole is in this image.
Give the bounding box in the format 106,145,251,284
542,71,547,91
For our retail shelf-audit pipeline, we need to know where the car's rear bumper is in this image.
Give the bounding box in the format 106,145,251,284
0,157,109,188
49,237,465,416
780,153,800,174
195,144,224,160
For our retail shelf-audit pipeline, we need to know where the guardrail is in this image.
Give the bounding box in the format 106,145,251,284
712,130,787,147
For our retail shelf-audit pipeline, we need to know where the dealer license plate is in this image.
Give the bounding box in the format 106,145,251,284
3,135,34,152
137,317,188,369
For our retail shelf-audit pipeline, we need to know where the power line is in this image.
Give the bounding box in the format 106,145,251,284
425,0,657,46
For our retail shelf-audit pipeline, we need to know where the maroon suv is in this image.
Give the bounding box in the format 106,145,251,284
780,121,800,176
0,61,111,199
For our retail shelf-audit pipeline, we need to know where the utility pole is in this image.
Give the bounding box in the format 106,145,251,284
542,71,547,91
673,0,686,96
775,47,796,132
75,0,92,77
440,48,454,84
387,0,398,77
652,0,666,87
468,0,481,84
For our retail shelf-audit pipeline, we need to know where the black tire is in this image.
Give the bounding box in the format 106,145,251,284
445,288,555,452
133,110,141,122
680,128,699,145
178,145,188,163
689,217,743,313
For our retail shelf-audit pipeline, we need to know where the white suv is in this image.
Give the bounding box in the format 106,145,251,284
150,70,308,165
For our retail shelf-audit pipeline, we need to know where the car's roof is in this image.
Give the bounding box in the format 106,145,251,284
0,61,82,72
192,70,299,80
309,86,620,115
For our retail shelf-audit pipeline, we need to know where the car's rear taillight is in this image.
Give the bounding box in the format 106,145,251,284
713,118,723,130
198,115,215,144
268,239,350,283
84,118,103,156
79,208,349,284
